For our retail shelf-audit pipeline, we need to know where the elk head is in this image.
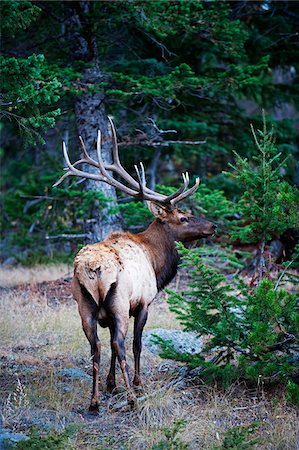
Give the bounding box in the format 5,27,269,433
148,202,216,242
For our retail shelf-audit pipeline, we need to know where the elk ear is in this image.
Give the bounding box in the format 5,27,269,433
147,201,169,219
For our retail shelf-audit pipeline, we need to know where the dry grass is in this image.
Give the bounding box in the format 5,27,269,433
127,383,299,450
146,291,182,331
263,402,299,450
0,290,86,355
1,378,30,429
0,263,72,288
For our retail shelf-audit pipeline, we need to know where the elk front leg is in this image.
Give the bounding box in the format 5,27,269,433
133,306,148,388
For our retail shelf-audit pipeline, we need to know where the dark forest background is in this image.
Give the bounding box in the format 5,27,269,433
1,0,298,265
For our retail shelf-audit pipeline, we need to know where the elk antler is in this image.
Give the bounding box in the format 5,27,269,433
53,118,200,206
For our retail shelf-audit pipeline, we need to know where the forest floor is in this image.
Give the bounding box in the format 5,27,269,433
0,265,298,450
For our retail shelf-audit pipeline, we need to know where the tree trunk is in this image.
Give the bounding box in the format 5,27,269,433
64,1,122,243
148,148,161,191
75,69,123,242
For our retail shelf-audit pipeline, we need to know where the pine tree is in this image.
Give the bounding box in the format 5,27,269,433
226,114,299,280
0,2,66,144
162,243,299,386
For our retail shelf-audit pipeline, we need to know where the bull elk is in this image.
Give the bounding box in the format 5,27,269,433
54,117,216,411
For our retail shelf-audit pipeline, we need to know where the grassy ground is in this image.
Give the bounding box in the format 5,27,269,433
0,266,298,449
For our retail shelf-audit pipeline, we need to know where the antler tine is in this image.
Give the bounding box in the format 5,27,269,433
95,129,105,174
158,171,190,204
63,140,107,181
95,129,143,196
79,136,99,166
106,117,141,190
53,126,162,199
182,172,189,185
108,116,121,166
53,138,102,187
170,176,201,205
139,162,146,186
53,169,75,187
69,136,99,170
53,141,105,187
106,118,195,203
134,162,147,197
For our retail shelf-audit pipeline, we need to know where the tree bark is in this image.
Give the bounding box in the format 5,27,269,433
75,79,123,242
64,1,122,243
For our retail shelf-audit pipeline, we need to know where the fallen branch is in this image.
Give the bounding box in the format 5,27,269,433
233,404,262,410
21,195,64,201
45,233,88,240
274,259,295,291
119,139,207,147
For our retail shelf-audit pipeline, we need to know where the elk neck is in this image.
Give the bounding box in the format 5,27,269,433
136,219,179,292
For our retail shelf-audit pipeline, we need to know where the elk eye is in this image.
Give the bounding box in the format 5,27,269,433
180,217,189,223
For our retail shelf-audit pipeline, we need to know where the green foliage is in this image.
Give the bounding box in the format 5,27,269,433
0,53,80,144
189,244,250,273
212,424,260,450
159,120,299,387
226,116,299,244
0,2,79,144
5,426,78,450
120,201,153,230
1,54,62,143
0,0,41,36
109,58,270,104
286,380,299,407
162,244,299,386
192,183,235,228
102,0,278,168
151,419,189,450
0,153,112,262
91,0,299,179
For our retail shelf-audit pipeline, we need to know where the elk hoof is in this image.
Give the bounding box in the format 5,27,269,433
133,375,141,386
133,385,144,396
106,383,116,394
88,402,99,414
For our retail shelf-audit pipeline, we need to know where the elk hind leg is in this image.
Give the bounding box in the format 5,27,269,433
112,317,135,405
106,323,117,393
105,284,135,406
75,282,101,412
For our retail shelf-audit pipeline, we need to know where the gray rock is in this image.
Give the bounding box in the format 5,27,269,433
2,257,18,267
59,367,91,381
4,407,83,432
0,430,29,449
143,328,203,356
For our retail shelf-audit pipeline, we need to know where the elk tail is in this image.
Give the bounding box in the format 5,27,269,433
104,281,117,308
71,275,99,310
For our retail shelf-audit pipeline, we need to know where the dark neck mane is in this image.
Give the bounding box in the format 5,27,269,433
138,219,179,291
